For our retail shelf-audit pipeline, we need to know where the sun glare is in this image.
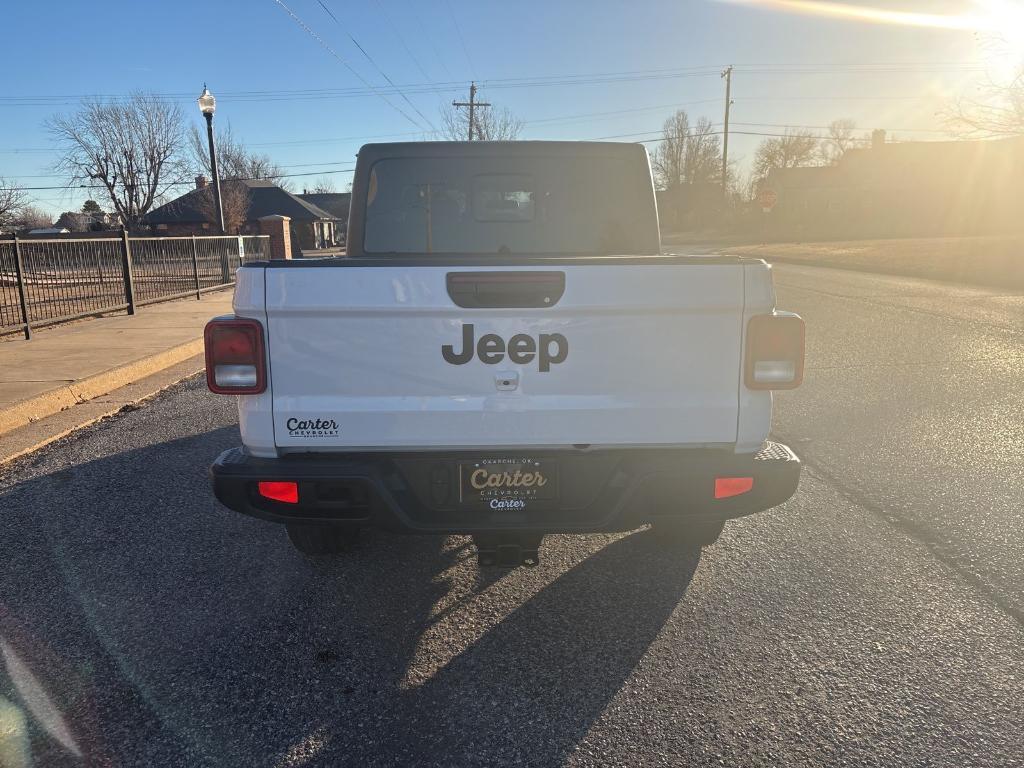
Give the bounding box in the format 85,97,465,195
724,0,1024,80
976,1,1024,79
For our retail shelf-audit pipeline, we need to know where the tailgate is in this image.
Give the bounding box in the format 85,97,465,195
264,262,744,450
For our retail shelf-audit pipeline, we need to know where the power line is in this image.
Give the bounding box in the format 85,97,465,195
0,99,719,155
405,0,456,80
0,64,720,103
0,131,423,154
370,0,434,83
270,0,425,130
523,98,724,125
590,127,877,143
734,94,933,101
0,166,357,193
12,159,359,180
0,100,952,157
731,121,950,133
732,63,987,74
0,61,986,103
313,0,438,132
444,0,477,79
0,69,720,106
248,129,423,147
0,60,988,108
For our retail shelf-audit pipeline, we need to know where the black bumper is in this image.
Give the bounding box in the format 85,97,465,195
210,442,801,535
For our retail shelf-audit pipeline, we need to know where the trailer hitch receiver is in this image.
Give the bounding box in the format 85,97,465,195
472,534,544,567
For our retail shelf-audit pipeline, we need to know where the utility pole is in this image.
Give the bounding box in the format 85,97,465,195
721,65,733,202
452,82,491,140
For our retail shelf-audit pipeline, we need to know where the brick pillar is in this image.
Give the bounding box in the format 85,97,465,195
258,214,292,260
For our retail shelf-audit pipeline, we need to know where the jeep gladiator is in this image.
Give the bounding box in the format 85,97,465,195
207,141,803,565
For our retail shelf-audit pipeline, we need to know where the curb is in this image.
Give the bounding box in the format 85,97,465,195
0,354,206,467
0,338,205,437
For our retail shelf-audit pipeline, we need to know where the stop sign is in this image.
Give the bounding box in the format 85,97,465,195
759,188,778,212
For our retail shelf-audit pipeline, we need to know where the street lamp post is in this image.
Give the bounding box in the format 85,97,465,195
198,85,225,234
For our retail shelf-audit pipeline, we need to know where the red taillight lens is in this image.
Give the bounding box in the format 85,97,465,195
204,317,266,394
258,481,299,504
745,313,805,390
715,476,754,499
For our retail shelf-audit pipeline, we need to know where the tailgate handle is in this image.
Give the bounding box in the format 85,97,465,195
446,272,565,308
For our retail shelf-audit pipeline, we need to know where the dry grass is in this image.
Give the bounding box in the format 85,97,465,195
723,236,1024,289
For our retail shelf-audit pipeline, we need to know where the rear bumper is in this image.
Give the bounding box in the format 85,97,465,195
210,442,800,534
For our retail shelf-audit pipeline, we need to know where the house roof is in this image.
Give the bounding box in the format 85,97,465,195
297,192,350,221
768,135,1024,191
767,164,846,190
144,179,339,225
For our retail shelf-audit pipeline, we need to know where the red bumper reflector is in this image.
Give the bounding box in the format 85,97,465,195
715,476,754,499
258,481,299,504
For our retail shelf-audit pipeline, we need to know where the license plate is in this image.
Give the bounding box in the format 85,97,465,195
458,458,558,510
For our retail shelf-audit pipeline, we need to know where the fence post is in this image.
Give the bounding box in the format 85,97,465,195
11,234,32,340
119,226,136,315
191,235,202,300
219,238,231,284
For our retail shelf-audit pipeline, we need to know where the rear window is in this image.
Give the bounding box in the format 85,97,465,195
362,153,659,255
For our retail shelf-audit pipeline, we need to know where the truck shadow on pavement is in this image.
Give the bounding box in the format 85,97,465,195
0,423,701,767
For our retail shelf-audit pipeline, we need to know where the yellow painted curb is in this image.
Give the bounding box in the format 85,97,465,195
0,338,204,437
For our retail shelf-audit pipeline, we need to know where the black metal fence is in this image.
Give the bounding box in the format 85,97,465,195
0,232,269,339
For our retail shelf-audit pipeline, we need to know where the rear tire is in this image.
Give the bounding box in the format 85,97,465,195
653,519,724,548
285,524,360,555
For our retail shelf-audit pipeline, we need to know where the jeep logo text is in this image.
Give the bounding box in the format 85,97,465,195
442,324,568,372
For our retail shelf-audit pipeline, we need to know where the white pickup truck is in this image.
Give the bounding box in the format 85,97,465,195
207,141,803,566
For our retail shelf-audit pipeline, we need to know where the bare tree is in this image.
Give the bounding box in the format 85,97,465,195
947,75,1024,138
651,110,722,190
685,117,723,185
305,177,336,194
651,110,690,190
193,180,251,234
818,119,859,165
189,123,289,188
752,129,820,181
12,205,53,231
439,99,523,141
945,33,1023,138
48,93,188,229
0,177,27,230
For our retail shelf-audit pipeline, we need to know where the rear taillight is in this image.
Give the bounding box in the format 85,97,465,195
745,312,805,390
204,317,266,394
258,481,299,504
715,476,754,499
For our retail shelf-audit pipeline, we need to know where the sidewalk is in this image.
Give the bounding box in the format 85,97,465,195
0,290,233,461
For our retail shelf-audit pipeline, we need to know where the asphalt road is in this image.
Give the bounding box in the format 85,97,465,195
1,264,1022,767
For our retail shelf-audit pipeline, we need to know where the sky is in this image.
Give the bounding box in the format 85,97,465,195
2,0,1021,217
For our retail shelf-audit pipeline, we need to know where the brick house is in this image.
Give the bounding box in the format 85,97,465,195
144,177,341,252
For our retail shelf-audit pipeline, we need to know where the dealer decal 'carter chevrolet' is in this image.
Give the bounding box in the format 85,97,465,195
286,417,339,437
